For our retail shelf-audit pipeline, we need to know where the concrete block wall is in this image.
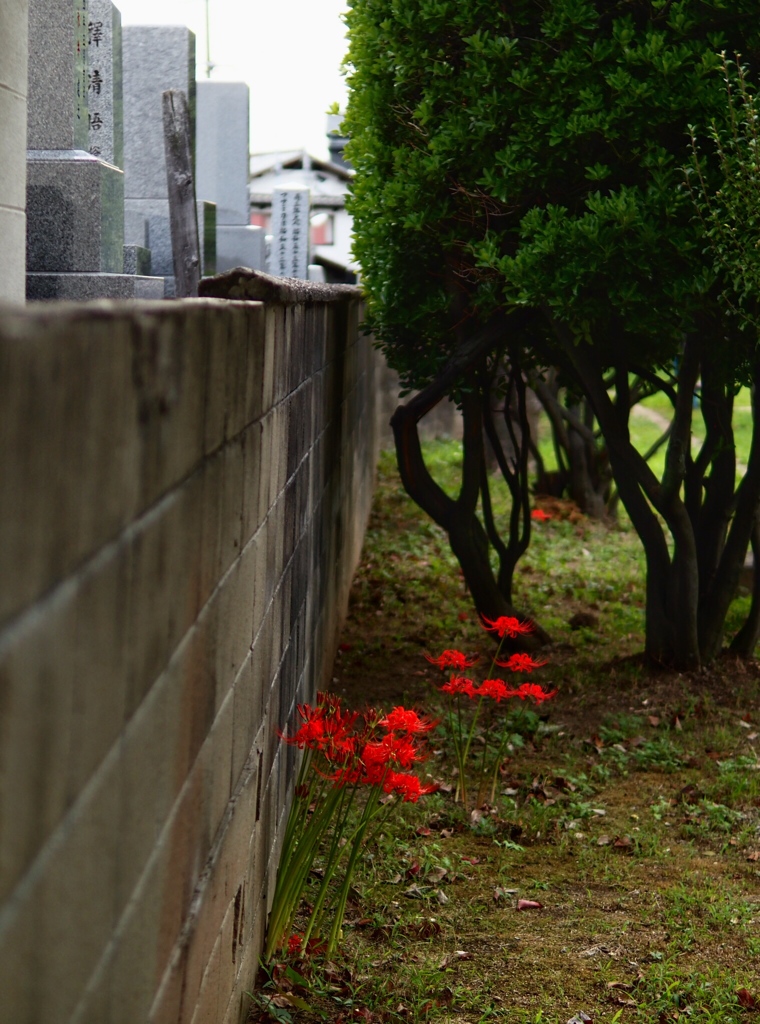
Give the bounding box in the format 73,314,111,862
0,0,28,303
0,280,378,1024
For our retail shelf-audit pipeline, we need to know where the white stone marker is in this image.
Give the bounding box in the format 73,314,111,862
270,186,310,280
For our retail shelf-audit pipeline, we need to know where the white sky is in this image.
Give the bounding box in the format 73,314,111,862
116,0,349,161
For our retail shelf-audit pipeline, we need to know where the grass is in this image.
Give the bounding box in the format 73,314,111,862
250,441,760,1024
534,386,754,483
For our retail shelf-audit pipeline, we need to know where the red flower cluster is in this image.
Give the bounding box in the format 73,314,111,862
284,694,438,803
496,653,548,673
510,681,558,704
530,509,553,522
379,706,436,734
441,675,477,697
481,615,535,638
284,693,359,760
425,649,479,670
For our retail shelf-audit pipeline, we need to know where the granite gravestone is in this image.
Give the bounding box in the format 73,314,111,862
122,26,212,293
25,0,163,299
195,80,264,273
87,0,123,168
270,186,310,280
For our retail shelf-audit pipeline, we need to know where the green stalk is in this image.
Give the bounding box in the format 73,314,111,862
301,784,358,946
327,785,383,956
264,781,345,959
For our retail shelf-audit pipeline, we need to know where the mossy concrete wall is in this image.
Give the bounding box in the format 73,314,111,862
0,282,378,1023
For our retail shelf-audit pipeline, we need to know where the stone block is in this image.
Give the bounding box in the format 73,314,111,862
0,0,29,98
198,199,217,276
27,0,88,151
0,586,78,903
122,26,196,201
189,933,222,1024
26,150,125,273
241,420,264,542
216,225,265,274
0,310,143,624
0,207,27,304
214,543,256,713
122,243,152,275
124,197,172,277
196,82,250,226
0,743,122,1022
26,272,165,300
231,653,261,788
209,688,235,846
0,85,27,210
86,0,124,168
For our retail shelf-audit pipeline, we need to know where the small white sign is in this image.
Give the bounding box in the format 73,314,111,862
271,186,310,279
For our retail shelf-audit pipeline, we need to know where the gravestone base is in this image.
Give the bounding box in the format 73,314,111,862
27,272,165,301
124,197,173,277
123,244,152,275
26,151,125,273
216,225,266,273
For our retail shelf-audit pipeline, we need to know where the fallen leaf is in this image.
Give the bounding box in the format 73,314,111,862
737,988,758,1009
517,899,543,911
746,851,760,862
436,889,449,905
597,835,612,846
674,716,683,731
613,835,634,850
461,856,481,865
607,982,633,991
611,996,637,1007
416,826,432,837
440,828,455,839
648,715,661,727
427,867,448,883
566,1014,593,1024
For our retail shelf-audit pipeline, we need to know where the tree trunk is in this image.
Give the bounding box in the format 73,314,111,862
390,319,550,647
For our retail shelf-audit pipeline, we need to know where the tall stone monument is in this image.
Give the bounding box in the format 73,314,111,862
87,0,123,168
25,0,163,299
0,0,29,303
196,81,264,273
270,185,310,280
122,26,213,293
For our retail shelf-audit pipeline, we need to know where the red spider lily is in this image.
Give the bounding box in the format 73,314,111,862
282,696,359,760
362,732,425,773
481,615,535,638
509,682,558,704
474,678,510,702
425,649,480,670
530,509,553,522
384,770,439,802
288,933,303,955
440,676,478,698
379,706,436,734
496,652,549,673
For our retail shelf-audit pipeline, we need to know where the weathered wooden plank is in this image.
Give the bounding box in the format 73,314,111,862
162,89,200,298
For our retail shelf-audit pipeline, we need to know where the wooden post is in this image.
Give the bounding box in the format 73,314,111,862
162,89,200,298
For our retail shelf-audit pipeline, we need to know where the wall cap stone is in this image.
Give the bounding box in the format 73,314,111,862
198,268,363,304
